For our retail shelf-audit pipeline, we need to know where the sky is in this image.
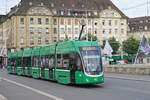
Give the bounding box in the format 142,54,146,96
0,0,150,18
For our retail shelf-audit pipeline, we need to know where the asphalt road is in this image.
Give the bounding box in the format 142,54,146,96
0,70,150,100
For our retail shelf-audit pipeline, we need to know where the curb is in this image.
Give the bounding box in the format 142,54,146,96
105,76,150,82
0,94,7,100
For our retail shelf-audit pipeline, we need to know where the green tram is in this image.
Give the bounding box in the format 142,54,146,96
7,41,104,84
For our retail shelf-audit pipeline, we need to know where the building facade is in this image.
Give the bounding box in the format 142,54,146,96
0,0,128,52
128,16,150,40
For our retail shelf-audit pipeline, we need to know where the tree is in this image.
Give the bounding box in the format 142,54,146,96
64,35,69,41
57,35,69,43
123,36,140,55
81,33,97,41
102,37,120,54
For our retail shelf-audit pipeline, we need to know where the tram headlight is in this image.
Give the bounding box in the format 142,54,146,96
79,74,82,77
94,78,97,81
86,78,89,82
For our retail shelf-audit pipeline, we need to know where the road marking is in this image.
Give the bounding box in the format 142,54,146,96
0,77,63,100
105,76,150,82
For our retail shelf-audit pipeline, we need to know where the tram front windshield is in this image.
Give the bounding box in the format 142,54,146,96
79,46,102,75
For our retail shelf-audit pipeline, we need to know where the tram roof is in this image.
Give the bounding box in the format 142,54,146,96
8,41,99,58
57,40,99,54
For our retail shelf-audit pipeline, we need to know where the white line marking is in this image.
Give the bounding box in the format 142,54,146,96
0,77,63,100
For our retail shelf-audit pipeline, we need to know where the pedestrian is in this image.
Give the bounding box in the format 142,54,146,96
2,64,6,70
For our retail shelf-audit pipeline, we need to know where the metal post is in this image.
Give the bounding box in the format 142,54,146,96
120,33,124,60
121,39,123,59
86,10,88,41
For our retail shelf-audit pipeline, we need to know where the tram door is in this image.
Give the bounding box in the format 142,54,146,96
69,53,77,84
41,55,54,79
49,56,54,80
14,59,17,73
27,57,31,76
69,53,82,84
22,58,26,75
41,56,45,78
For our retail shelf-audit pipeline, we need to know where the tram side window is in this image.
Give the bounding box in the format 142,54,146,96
49,55,54,69
11,59,17,66
23,57,31,67
17,57,22,67
57,54,63,69
8,59,11,66
41,56,46,68
63,54,69,69
69,53,82,71
57,53,76,70
32,56,38,67
41,55,54,68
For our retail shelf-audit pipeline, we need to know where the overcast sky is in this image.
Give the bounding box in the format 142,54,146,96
0,0,149,18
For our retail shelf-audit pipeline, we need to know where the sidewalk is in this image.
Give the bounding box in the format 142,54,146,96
0,94,7,100
104,73,150,82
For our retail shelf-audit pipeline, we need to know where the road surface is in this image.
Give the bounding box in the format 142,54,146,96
0,70,150,100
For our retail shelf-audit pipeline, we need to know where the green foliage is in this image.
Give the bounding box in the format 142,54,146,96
81,34,97,41
102,37,120,54
64,35,69,41
123,36,140,55
57,40,63,43
57,35,69,43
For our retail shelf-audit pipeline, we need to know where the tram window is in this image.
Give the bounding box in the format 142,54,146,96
8,59,11,66
69,53,82,71
32,56,38,67
63,54,69,69
11,59,17,66
57,54,63,69
41,56,45,67
49,55,54,68
56,53,82,70
23,57,31,67
18,58,22,67
40,55,54,68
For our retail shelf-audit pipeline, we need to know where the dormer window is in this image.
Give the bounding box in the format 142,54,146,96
41,2,44,6
62,4,64,7
42,10,46,14
29,2,32,6
82,5,84,8
140,20,143,23
88,12,91,16
53,9,57,15
51,3,54,7
94,11,98,16
38,9,41,13
111,12,115,16
82,13,85,17
104,12,108,16
67,11,71,16
72,4,75,7
32,9,37,13
61,11,64,15
75,12,78,16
